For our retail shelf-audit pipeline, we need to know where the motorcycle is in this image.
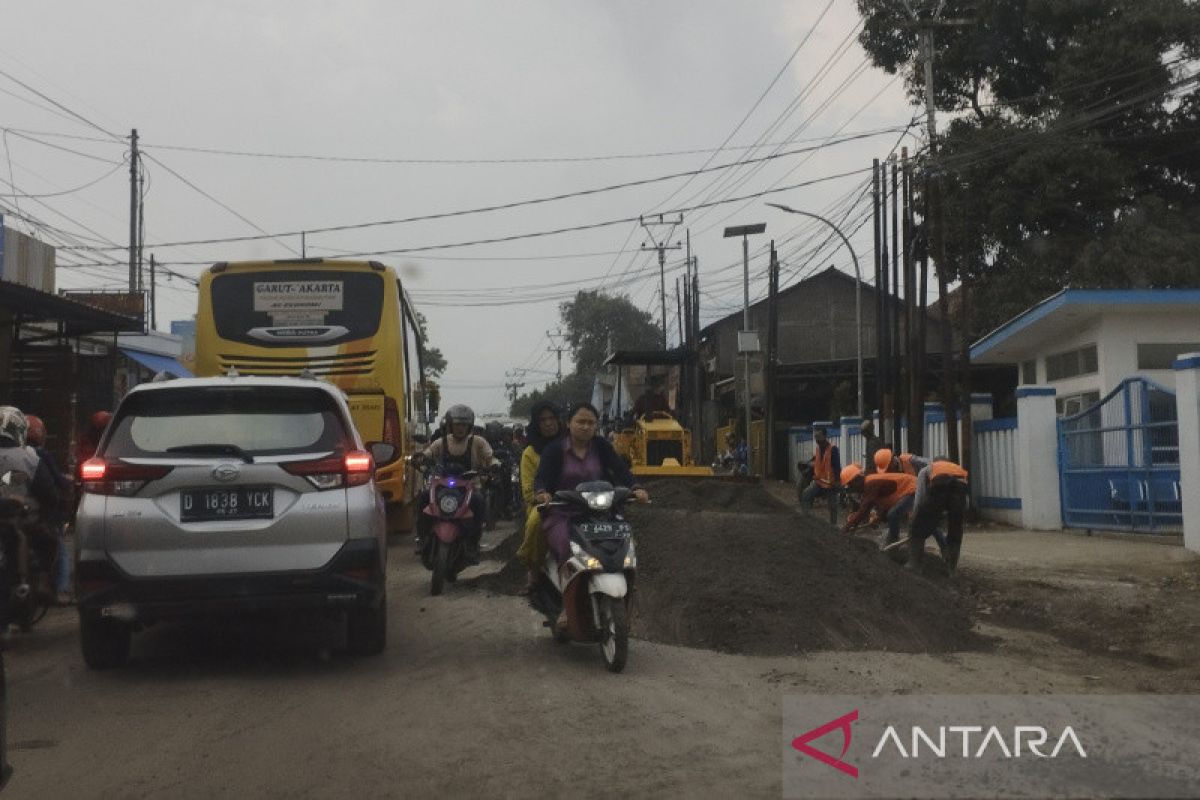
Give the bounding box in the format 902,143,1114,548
481,446,517,530
413,459,478,596
529,480,638,673
0,471,53,632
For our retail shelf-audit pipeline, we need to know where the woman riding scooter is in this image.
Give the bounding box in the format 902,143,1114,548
516,401,563,593
533,402,648,628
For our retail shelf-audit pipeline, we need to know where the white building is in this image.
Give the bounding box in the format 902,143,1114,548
971,289,1200,414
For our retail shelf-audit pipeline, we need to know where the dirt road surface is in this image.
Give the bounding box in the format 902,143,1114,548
5,500,1200,798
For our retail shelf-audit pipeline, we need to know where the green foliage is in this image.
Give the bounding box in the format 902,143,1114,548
509,290,661,417
559,290,663,375
413,311,447,378
857,0,1200,335
509,372,593,419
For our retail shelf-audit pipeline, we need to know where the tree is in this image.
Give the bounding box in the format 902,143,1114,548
857,0,1200,335
559,290,663,375
508,291,662,417
414,311,447,379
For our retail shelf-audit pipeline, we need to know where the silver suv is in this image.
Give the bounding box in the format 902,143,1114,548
74,376,395,669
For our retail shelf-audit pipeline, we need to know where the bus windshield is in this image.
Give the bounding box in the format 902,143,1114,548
210,269,385,347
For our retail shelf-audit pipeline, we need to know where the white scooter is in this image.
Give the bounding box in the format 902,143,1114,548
529,481,638,673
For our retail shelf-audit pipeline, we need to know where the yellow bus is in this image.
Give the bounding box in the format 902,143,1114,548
194,259,429,530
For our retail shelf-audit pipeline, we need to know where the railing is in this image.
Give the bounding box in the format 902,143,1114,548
972,418,1021,510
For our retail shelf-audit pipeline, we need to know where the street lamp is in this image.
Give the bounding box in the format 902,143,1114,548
723,222,766,475
766,202,864,418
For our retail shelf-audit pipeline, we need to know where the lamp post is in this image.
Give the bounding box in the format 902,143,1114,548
766,203,864,418
723,222,766,475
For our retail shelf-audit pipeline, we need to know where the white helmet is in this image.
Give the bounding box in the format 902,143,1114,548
0,406,28,446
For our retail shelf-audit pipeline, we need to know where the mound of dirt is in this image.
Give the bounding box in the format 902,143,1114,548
640,478,793,514
626,505,983,655
462,483,983,656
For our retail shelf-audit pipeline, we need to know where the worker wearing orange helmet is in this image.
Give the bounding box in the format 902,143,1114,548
908,458,970,573
873,448,929,476
840,460,918,546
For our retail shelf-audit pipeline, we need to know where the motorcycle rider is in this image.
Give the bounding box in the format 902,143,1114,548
24,416,73,605
516,401,563,593
416,404,496,564
0,407,61,620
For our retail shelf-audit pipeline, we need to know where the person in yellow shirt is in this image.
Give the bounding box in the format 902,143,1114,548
516,401,563,592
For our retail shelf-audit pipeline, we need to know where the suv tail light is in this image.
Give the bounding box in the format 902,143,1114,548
80,458,173,497
382,397,402,448
283,450,374,489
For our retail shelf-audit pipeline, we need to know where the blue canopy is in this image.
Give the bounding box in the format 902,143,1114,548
120,348,193,378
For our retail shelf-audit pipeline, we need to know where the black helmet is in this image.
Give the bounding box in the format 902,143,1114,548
443,404,475,431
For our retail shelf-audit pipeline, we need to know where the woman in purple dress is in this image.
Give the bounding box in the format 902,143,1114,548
533,402,649,569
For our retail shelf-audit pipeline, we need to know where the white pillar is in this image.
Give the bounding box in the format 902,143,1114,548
1174,353,1200,553
1016,386,1062,530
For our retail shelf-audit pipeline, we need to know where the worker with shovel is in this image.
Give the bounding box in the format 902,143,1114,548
839,462,917,548
907,459,970,573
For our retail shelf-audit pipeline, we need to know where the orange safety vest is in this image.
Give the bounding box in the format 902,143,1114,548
862,472,917,512
930,460,969,482
812,443,836,488
897,453,919,475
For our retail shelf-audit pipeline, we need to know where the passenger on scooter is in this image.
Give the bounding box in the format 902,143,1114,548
24,416,73,606
533,402,648,565
0,407,58,513
417,404,496,564
516,401,563,592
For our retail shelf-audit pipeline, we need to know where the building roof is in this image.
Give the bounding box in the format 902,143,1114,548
970,288,1200,364
700,266,884,338
0,280,142,335
604,348,691,367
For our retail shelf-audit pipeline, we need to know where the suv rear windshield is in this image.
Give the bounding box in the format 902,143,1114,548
104,387,351,458
211,270,384,347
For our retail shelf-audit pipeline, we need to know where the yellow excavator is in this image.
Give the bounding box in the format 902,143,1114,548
603,350,715,478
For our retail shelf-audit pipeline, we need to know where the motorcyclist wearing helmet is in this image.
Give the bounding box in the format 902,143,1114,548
417,404,497,563
0,407,58,513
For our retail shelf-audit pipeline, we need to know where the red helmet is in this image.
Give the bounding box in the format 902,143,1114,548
90,410,112,431
25,414,46,447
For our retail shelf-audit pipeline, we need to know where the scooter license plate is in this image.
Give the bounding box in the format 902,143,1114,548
577,520,631,538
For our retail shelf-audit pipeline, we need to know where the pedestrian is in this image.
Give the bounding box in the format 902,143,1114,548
799,427,841,528
25,415,73,605
859,419,882,472
840,462,918,548
907,459,970,572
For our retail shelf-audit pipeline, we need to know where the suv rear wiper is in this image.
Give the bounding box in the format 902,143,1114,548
165,444,255,463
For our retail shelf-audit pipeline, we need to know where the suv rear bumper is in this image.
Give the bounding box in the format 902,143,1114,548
76,538,384,625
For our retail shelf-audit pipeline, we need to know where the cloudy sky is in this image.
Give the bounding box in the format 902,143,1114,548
1,1,919,414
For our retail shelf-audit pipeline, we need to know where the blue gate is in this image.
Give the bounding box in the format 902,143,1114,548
1058,377,1181,532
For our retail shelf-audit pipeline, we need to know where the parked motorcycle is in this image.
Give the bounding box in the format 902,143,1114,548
414,459,478,596
529,480,638,673
0,471,53,632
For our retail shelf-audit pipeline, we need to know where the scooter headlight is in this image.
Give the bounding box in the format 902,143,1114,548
581,490,614,510
437,492,461,514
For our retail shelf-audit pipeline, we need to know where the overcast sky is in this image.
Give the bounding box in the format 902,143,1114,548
1,1,919,415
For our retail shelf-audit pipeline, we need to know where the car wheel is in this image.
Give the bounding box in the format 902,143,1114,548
347,593,386,656
80,616,131,670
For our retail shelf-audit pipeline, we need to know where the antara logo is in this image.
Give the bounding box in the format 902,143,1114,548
792,709,859,778
792,710,1088,779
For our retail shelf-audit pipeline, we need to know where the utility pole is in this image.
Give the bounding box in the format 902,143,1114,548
903,0,971,462
504,380,525,406
639,214,683,349
723,222,767,475
765,243,780,479
872,159,884,417
149,254,157,331
675,277,685,348
128,128,139,292
546,329,567,382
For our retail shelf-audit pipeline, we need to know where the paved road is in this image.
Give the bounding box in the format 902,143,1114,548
3,526,786,799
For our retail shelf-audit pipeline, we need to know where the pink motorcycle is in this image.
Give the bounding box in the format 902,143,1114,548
413,458,478,596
